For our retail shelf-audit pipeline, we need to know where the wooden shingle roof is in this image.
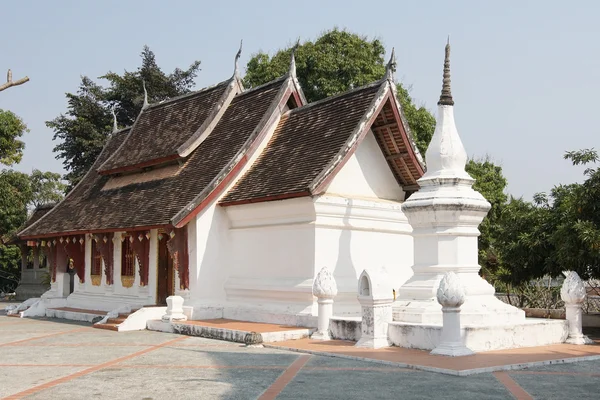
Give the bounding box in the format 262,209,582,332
98,80,233,175
20,78,288,238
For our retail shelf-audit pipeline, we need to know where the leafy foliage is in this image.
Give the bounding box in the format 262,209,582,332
48,46,201,187
465,157,509,280
0,169,65,292
0,109,28,166
496,149,600,285
29,169,66,208
244,28,435,155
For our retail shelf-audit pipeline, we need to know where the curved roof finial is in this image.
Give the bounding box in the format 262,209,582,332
142,79,149,109
111,104,118,133
438,36,454,106
289,38,300,78
234,39,243,78
385,47,396,81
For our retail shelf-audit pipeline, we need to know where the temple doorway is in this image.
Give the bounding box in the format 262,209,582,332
156,234,174,305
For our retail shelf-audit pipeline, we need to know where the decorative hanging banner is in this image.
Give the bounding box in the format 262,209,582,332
63,236,86,283
127,231,150,286
93,233,114,285
166,227,189,290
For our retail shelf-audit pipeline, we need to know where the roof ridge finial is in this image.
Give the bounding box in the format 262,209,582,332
438,36,454,106
234,39,243,78
111,104,118,133
142,79,149,109
385,47,396,81
289,38,300,78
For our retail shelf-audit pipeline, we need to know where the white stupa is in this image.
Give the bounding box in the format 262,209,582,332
392,39,526,326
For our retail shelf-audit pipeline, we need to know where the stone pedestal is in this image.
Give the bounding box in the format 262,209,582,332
311,267,337,340
162,295,187,322
355,270,393,349
431,272,473,356
561,272,592,345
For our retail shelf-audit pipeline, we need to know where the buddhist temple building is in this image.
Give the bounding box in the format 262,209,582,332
17,48,425,325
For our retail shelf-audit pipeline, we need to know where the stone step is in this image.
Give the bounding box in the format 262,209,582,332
93,323,119,331
147,318,313,344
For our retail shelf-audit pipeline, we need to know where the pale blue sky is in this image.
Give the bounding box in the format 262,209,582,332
1,0,598,199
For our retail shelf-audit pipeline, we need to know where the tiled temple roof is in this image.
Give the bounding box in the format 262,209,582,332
20,73,424,238
20,78,287,237
98,80,233,174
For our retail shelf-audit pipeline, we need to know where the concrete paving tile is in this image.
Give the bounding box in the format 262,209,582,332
24,366,283,400
0,366,84,398
304,355,404,370
510,373,600,400
0,332,58,345
31,329,180,346
0,345,148,365
277,370,512,400
121,346,299,367
522,358,600,373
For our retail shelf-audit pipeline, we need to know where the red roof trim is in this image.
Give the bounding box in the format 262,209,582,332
311,90,394,195
20,224,171,240
387,94,426,177
174,156,247,228
173,83,300,228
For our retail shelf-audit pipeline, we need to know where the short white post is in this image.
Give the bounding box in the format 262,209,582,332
560,271,592,345
431,272,474,356
162,295,187,322
311,267,337,340
355,269,393,349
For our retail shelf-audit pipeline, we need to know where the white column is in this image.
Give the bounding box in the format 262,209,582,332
311,267,337,340
561,271,593,345
431,272,473,356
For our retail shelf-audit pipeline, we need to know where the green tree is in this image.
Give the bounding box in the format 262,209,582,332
244,29,435,155
29,169,66,208
552,149,600,279
495,149,600,286
0,109,28,166
48,46,201,187
465,157,509,280
0,170,31,292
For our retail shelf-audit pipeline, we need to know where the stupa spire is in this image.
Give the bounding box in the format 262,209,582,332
422,38,469,180
438,37,454,106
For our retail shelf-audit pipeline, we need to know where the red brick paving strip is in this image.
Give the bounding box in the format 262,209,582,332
0,328,88,347
2,336,186,400
493,371,533,400
258,354,311,400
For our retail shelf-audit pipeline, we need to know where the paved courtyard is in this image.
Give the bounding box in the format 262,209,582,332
1,314,599,400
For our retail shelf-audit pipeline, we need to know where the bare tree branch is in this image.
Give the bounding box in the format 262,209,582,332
0,69,29,92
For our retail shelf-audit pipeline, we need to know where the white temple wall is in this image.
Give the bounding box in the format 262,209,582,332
326,130,405,201
186,205,231,303
313,196,414,316
223,197,316,317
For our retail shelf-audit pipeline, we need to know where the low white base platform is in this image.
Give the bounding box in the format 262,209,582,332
329,317,569,352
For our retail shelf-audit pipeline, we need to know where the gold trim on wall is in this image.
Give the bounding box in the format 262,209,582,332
91,275,101,286
121,275,135,288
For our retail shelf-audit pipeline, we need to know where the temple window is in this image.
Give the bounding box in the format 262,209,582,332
90,240,102,286
121,236,135,288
